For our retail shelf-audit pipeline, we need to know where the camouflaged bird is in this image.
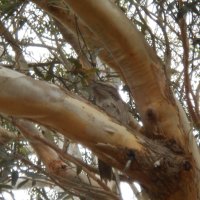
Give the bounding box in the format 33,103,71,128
90,81,129,182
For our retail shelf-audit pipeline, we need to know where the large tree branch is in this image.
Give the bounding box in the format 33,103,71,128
0,67,141,150
32,0,192,149
63,0,186,144
61,6,200,191
1,1,200,198
0,66,196,199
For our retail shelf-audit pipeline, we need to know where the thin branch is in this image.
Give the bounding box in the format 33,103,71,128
0,20,28,70
178,0,200,128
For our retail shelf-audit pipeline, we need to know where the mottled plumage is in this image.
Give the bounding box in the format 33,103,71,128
91,81,129,181
91,82,129,125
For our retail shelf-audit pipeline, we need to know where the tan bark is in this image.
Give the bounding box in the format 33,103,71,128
0,67,141,150
61,0,200,199
0,0,199,199
0,66,197,199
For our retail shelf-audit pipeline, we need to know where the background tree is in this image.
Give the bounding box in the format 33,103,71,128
0,0,199,200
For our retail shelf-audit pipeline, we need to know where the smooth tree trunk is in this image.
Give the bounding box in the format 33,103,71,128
0,0,199,199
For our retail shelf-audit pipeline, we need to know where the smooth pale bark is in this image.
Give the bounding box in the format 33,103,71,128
0,66,196,199
30,0,193,155
61,1,200,199
64,0,184,146
30,0,193,150
1,0,200,199
0,66,142,155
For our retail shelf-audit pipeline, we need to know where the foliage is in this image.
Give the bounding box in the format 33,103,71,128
0,0,199,199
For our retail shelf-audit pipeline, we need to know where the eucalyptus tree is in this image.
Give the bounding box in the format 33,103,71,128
0,0,199,200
